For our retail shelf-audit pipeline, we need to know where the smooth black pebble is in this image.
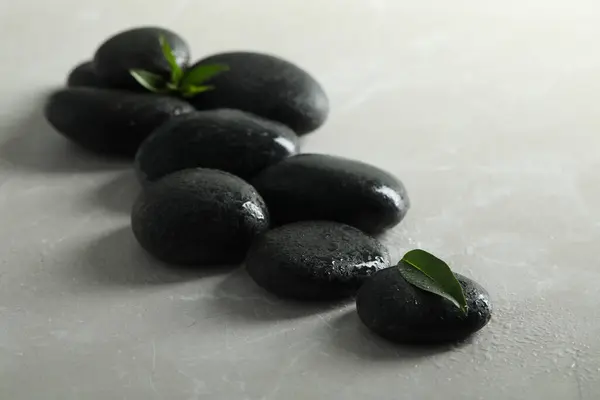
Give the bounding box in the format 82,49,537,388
245,221,390,300
131,168,270,266
44,87,194,157
251,154,410,234
93,26,190,90
356,267,492,344
188,52,329,135
135,109,299,185
67,61,106,88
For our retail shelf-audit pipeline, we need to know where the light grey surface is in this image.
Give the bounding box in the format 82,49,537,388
1,1,600,399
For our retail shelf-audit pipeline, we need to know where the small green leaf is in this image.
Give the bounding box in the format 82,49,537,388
159,35,183,84
166,82,179,91
181,64,228,87
129,69,167,93
180,84,215,98
398,249,468,315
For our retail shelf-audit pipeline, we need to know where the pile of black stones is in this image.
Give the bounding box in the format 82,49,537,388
45,26,491,344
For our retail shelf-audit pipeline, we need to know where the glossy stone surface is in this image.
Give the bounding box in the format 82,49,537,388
44,87,194,157
66,61,106,89
245,221,390,300
356,267,492,344
188,52,329,135
251,154,410,234
134,109,299,185
131,168,269,266
93,27,190,90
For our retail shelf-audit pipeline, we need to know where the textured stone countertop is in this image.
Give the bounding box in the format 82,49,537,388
1,1,599,399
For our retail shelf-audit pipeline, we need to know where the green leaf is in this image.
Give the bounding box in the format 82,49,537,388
398,249,468,315
159,35,183,84
129,69,167,93
166,82,179,91
181,64,228,87
180,84,215,98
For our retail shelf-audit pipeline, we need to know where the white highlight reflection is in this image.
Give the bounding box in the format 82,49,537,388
242,201,266,220
374,185,404,208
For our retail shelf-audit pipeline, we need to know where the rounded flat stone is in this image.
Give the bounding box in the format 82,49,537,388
188,52,329,135
251,154,410,234
245,221,390,300
67,61,106,89
93,27,190,90
134,109,299,185
356,267,492,344
131,168,270,266
44,87,194,157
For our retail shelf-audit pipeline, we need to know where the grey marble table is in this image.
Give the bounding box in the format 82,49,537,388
1,1,599,399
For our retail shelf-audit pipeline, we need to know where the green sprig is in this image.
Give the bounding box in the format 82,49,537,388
130,35,228,97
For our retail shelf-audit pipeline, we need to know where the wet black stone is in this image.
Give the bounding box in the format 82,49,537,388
131,168,270,266
93,27,190,90
245,221,390,300
134,109,299,185
188,52,329,135
67,61,106,89
44,88,194,157
251,154,410,235
356,267,492,344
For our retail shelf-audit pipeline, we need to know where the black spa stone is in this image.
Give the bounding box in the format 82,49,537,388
131,168,270,266
251,154,410,234
44,87,194,157
134,109,299,185
188,52,329,135
356,267,493,344
245,221,390,300
66,61,106,89
93,27,190,91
